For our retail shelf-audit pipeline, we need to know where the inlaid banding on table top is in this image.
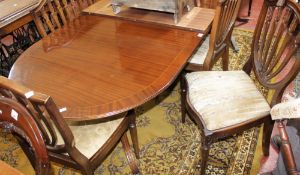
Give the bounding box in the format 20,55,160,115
9,15,202,121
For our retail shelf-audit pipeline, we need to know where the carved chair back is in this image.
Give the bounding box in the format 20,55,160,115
245,0,300,106
32,0,94,37
0,97,50,175
0,76,85,161
204,0,242,70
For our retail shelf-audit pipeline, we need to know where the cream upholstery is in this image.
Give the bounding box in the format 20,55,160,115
271,98,300,120
186,71,271,131
0,0,40,28
188,35,210,65
55,117,124,159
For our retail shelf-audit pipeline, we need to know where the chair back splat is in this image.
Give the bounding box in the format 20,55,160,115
0,76,140,175
32,0,95,37
0,97,50,175
244,0,300,106
186,0,242,71
207,0,242,69
0,77,77,154
181,0,300,174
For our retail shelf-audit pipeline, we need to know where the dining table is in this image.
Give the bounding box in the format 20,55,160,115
9,14,204,121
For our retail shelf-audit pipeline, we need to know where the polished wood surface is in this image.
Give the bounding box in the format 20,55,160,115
276,121,300,175
185,0,242,71
0,14,33,37
0,97,50,175
0,76,139,174
9,15,201,121
83,0,215,33
181,0,300,174
0,0,40,37
0,160,24,175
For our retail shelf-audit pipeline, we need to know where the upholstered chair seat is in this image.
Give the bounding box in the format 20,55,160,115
188,36,210,65
0,75,140,175
186,71,271,131
55,117,124,159
181,0,300,174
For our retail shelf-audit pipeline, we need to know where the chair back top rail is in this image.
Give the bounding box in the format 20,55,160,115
32,0,95,37
0,76,75,152
203,0,242,69
0,96,50,175
247,0,300,106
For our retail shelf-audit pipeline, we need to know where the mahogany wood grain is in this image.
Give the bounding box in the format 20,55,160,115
9,15,201,121
0,98,50,175
83,0,215,34
0,14,33,37
181,0,300,173
0,160,24,175
185,0,242,71
277,121,300,175
0,77,139,174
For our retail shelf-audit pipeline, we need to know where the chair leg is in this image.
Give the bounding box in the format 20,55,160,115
180,73,187,123
262,117,274,156
230,36,239,53
121,133,140,175
200,136,210,175
130,109,140,159
222,46,229,71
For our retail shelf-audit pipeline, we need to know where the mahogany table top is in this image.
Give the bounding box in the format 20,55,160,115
9,15,201,121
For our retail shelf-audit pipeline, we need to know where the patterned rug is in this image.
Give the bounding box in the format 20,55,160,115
0,29,259,175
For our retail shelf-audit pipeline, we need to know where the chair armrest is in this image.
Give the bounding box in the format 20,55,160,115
270,98,300,120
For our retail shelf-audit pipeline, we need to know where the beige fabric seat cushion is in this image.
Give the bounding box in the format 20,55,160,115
188,35,209,65
55,117,124,159
186,71,271,131
271,98,300,120
0,0,40,28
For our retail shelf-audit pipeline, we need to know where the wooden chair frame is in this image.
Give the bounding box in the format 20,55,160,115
0,77,140,175
181,0,300,174
32,0,94,37
0,97,50,175
185,0,242,71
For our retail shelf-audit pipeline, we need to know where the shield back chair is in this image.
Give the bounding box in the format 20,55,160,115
0,76,140,175
0,97,50,175
185,0,242,71
180,0,300,174
269,98,300,175
32,0,94,38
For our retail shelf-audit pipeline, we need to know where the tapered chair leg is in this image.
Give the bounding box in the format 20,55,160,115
262,116,274,156
200,137,210,175
130,109,140,159
180,73,187,123
121,133,140,175
229,37,239,53
222,46,229,71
